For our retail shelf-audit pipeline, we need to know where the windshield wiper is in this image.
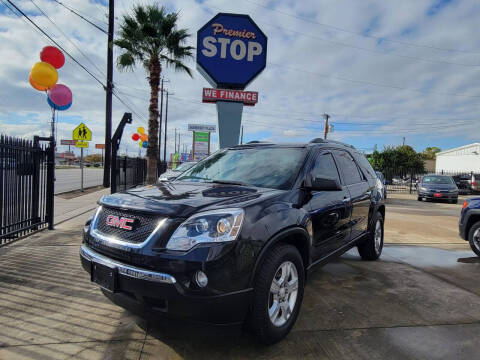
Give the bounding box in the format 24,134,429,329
177,175,210,181
209,179,248,186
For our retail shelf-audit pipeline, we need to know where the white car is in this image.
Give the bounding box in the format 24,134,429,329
158,161,197,182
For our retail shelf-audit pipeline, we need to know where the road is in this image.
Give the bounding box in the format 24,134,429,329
54,168,104,194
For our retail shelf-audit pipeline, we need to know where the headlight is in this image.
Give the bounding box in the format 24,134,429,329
166,208,244,251
420,187,428,191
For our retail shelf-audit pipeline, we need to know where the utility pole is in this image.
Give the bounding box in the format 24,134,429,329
163,91,169,164
323,113,330,140
402,137,406,146
158,78,164,162
174,128,177,155
240,125,244,144
103,0,114,188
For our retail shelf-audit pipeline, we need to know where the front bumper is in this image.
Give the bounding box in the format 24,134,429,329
417,191,458,200
80,245,252,325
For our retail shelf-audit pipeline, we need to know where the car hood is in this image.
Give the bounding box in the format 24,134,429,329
421,183,456,190
99,181,281,218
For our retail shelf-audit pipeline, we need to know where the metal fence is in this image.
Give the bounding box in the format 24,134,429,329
0,135,54,244
376,168,480,194
112,156,147,193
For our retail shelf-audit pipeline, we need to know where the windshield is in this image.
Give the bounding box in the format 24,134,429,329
422,176,454,184
176,146,307,190
174,162,196,172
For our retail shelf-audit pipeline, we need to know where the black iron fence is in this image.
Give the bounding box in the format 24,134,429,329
0,135,54,244
112,156,147,193
376,168,480,194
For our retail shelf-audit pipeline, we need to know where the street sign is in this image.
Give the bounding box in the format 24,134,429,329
60,139,76,146
193,131,210,161
197,13,267,89
95,144,105,149
72,123,92,141
202,88,258,106
75,141,89,148
188,124,216,132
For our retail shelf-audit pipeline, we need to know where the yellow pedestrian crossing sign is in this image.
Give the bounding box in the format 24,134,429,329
73,123,92,141
75,141,89,148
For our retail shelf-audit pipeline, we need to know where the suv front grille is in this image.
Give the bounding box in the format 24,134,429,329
94,207,161,244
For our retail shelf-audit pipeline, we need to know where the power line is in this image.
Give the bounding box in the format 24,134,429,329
243,0,480,55
28,0,107,78
5,0,106,89
51,0,108,34
268,62,480,99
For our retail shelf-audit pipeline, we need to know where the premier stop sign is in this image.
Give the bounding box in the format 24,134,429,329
197,13,267,89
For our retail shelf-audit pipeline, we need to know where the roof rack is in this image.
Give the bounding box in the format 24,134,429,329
309,138,356,149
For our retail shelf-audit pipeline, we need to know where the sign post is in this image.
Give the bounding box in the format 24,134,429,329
197,13,267,148
73,123,92,192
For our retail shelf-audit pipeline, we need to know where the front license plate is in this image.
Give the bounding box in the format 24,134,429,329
91,261,116,292
434,193,443,198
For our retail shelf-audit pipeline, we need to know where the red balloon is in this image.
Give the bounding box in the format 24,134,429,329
40,46,65,69
132,133,140,141
48,84,72,107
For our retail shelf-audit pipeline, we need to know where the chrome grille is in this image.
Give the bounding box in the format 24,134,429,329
94,207,160,244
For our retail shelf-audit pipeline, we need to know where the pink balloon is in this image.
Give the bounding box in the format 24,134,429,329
48,84,72,107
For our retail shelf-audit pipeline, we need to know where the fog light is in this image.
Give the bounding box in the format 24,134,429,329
195,270,208,288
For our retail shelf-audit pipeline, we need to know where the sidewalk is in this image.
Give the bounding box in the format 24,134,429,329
54,188,110,225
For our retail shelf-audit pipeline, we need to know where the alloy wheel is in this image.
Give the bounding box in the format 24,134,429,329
473,228,480,251
268,261,299,327
374,219,383,254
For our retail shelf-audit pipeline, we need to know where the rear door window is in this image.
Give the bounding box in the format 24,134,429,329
333,150,363,185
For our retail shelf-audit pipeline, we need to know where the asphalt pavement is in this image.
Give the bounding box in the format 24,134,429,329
55,168,104,194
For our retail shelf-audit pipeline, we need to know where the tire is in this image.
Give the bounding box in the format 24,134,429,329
417,196,422,201
358,211,384,260
468,221,480,257
250,244,305,344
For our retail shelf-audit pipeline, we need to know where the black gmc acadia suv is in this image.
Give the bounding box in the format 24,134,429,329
80,139,385,344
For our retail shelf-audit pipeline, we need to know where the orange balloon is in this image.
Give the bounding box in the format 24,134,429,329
29,73,48,91
140,133,148,141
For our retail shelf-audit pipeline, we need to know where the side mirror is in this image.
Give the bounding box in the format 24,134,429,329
305,174,342,191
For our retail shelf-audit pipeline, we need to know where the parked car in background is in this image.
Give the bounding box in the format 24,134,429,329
459,197,480,257
452,174,472,195
376,171,387,199
81,139,385,344
158,161,197,181
417,175,458,203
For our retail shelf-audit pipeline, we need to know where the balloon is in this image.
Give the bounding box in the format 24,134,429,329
142,141,148,148
48,84,72,107
132,133,140,141
137,126,145,134
29,73,48,91
47,96,71,110
138,140,143,148
140,133,148,141
40,46,65,69
30,62,58,89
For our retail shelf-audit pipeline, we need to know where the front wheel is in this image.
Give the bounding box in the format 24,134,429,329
250,244,305,344
468,222,480,257
358,211,384,260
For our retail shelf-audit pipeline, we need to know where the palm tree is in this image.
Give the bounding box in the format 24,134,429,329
115,5,194,183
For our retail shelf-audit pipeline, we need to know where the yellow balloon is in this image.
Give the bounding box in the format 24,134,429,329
138,140,143,148
30,62,58,89
137,126,145,135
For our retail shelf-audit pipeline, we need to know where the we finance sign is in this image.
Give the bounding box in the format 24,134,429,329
197,13,267,89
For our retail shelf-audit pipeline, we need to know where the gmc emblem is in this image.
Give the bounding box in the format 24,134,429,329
105,215,135,231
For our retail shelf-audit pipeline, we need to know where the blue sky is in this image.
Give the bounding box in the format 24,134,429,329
0,0,479,157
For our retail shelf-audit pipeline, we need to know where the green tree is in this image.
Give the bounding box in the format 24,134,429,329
84,154,102,163
115,5,194,183
421,146,441,160
369,145,425,179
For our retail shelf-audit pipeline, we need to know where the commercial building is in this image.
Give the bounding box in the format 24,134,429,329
435,143,480,172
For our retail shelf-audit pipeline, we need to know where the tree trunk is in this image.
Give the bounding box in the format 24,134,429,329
146,57,161,184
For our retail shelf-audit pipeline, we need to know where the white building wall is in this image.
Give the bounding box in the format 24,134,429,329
436,154,480,172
